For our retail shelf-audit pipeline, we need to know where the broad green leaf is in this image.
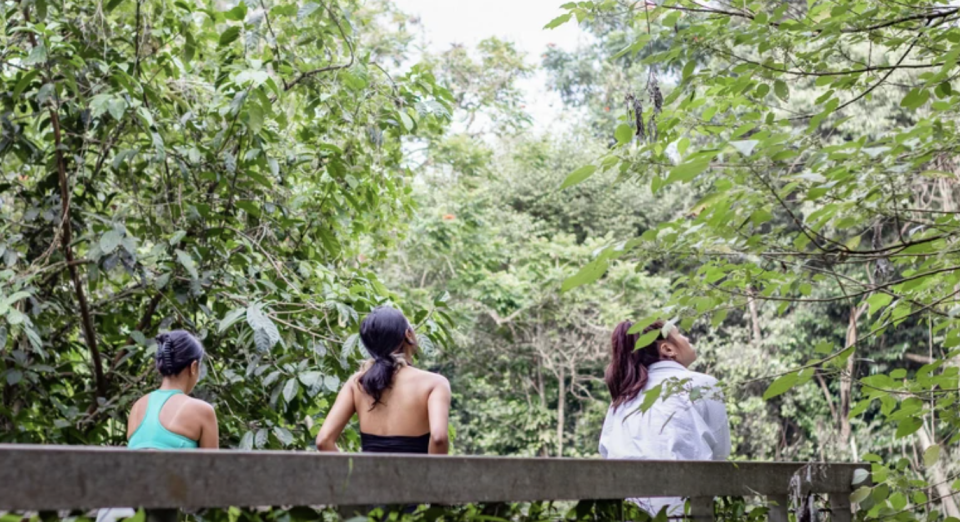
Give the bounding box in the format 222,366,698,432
560,165,598,189
239,431,254,450
219,26,241,47
639,383,663,413
774,80,789,101
850,486,871,504
895,417,923,438
923,444,940,467
100,230,122,253
175,249,199,279
615,124,633,145
635,330,661,349
224,2,247,21
561,258,607,292
399,111,414,131
763,372,799,400
851,469,870,485
900,88,930,109
865,293,893,315
282,378,299,403
218,308,247,334
730,140,758,157
666,159,710,184
13,70,40,99
544,13,572,29
298,2,321,20
273,426,295,446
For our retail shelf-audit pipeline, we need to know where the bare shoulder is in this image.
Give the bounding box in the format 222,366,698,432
184,397,217,420
403,366,449,389
131,394,150,413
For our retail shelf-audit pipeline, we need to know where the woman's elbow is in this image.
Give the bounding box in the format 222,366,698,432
429,433,449,454
315,431,338,452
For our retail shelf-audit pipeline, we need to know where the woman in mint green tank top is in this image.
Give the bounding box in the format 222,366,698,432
127,330,219,450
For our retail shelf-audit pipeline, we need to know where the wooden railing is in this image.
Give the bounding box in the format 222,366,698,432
0,445,865,521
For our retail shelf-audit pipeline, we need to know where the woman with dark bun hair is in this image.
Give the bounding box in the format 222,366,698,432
126,330,219,449
599,319,730,517
316,306,450,454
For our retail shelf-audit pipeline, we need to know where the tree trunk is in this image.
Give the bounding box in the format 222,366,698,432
556,366,565,458
917,425,960,518
839,304,866,456
748,287,762,344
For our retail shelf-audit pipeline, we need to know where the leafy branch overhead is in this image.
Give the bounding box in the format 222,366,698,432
549,0,960,516
0,0,454,449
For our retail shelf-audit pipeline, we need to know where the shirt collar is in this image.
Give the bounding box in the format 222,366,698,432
648,360,687,372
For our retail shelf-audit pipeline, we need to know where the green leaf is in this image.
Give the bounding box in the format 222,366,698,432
639,383,663,413
774,80,789,101
851,469,870,486
635,329,660,349
247,102,264,134
900,88,930,109
105,0,125,11
219,26,241,47
273,426,295,446
865,293,893,315
218,308,247,334
13,70,40,99
224,2,247,21
924,444,940,467
100,230,122,253
666,159,710,184
282,378,299,403
299,371,323,388
298,2,321,20
175,249,199,279
560,165,598,189
561,258,607,292
895,417,923,438
850,486,871,504
763,372,799,400
399,111,414,131
731,140,758,157
615,124,633,145
544,13,572,29
239,431,254,450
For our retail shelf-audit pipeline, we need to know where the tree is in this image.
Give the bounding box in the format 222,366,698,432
551,0,960,518
0,0,452,448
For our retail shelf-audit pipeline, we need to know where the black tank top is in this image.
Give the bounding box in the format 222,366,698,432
360,432,430,454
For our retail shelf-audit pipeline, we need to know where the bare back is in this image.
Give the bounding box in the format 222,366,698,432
317,363,451,453
354,366,440,436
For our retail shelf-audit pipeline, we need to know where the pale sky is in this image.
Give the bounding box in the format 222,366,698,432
393,0,589,132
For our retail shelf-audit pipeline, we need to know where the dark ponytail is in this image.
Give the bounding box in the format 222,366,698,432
155,330,204,377
604,319,665,409
357,306,413,407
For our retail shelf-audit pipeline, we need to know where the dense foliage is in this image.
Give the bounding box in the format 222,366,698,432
0,0,453,450
4,0,960,520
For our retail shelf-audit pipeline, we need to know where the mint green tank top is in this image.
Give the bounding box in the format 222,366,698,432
128,390,199,450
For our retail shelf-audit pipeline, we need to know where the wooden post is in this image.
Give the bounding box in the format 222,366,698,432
689,496,714,520
767,495,789,522
829,492,852,522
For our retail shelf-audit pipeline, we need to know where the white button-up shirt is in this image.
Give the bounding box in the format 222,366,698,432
599,361,731,517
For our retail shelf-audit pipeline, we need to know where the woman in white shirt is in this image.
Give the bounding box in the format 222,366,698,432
599,319,731,517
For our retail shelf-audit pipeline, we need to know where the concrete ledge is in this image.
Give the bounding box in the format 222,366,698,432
0,445,865,510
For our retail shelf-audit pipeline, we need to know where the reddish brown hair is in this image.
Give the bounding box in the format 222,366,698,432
604,319,666,409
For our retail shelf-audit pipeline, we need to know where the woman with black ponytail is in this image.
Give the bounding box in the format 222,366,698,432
316,306,450,454
599,319,730,517
126,330,219,449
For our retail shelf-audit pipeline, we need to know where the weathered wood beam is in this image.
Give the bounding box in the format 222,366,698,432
0,445,865,511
